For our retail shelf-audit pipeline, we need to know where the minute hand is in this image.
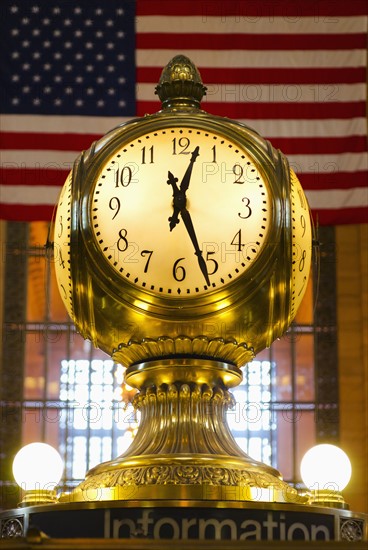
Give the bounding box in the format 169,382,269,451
180,146,200,194
180,207,210,286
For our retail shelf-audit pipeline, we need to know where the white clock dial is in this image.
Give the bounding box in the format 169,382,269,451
54,171,74,319
89,127,272,298
290,169,312,317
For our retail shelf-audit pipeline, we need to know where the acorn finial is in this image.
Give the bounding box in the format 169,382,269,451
155,55,207,109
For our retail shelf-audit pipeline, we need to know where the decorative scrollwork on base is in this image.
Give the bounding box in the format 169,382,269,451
78,463,294,494
71,356,306,504
113,336,254,369
340,519,364,542
1,518,24,539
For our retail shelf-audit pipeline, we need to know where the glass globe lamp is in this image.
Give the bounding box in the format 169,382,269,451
300,444,352,509
12,443,64,506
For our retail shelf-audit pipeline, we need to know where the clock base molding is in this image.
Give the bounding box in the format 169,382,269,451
112,335,255,371
61,456,303,504
60,357,303,505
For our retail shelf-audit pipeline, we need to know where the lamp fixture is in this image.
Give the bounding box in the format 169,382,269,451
12,442,64,507
300,444,352,509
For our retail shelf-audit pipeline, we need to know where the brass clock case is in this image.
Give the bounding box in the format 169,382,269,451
53,55,313,505
57,114,301,363
54,54,311,366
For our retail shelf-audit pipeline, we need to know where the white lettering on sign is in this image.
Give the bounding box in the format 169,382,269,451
199,518,238,540
104,510,331,541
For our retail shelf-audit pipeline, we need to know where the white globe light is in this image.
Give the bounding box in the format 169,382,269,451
12,443,64,492
300,444,352,492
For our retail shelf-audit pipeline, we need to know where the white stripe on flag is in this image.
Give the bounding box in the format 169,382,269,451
136,49,365,69
2,150,81,166
1,115,366,140
1,185,60,205
137,16,367,35
138,83,367,103
287,152,368,173
0,114,133,134
306,187,368,210
250,118,367,139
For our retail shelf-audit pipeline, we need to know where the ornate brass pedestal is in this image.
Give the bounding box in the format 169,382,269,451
64,354,303,505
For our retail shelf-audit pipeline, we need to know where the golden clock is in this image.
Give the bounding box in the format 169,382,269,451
53,54,313,504
54,55,312,365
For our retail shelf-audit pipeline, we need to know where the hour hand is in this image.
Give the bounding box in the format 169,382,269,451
167,171,186,231
167,171,179,195
168,208,180,231
167,171,180,230
180,207,210,286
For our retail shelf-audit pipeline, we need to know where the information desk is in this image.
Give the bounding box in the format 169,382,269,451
1,500,366,543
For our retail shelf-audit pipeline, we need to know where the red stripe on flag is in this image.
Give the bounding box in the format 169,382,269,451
298,172,368,191
268,136,367,156
0,169,69,186
137,67,366,85
137,100,366,119
137,0,368,17
2,134,365,157
0,132,102,151
137,33,367,51
312,207,368,226
0,203,55,221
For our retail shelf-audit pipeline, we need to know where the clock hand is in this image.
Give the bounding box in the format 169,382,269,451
167,171,182,231
167,148,209,285
167,170,179,196
180,207,210,286
180,146,200,194
167,146,200,231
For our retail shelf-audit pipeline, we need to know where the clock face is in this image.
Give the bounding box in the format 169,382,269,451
54,171,74,318
290,169,312,317
88,127,272,299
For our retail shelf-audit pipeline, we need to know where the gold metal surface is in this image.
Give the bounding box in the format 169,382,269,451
124,357,242,388
52,56,313,506
113,337,254,372
155,54,207,110
66,358,304,504
1,541,367,549
308,490,350,510
18,490,58,507
54,78,311,365
2,499,357,512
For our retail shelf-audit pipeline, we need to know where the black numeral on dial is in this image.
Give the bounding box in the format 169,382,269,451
141,146,154,164
117,228,128,252
172,137,190,155
231,229,244,251
141,250,153,273
173,258,186,281
109,197,121,219
115,166,132,187
238,197,252,219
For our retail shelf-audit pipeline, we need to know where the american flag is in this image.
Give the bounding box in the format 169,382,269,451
0,0,367,224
